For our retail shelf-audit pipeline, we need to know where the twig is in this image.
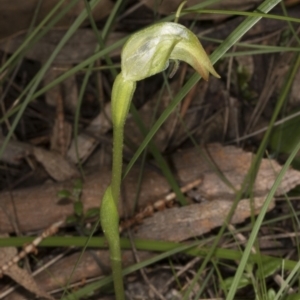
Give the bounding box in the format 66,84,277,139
0,220,63,277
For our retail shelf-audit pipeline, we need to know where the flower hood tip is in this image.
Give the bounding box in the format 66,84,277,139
121,22,220,82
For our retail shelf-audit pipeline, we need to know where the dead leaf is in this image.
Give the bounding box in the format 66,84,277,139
50,100,72,157
33,147,79,181
0,236,53,300
0,144,300,234
172,144,300,200
1,144,299,293
0,137,33,165
67,103,112,163
4,249,151,298
44,66,78,112
133,197,275,242
0,166,169,233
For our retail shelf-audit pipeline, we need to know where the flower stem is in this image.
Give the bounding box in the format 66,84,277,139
100,187,124,300
111,74,136,204
100,74,136,300
100,19,218,299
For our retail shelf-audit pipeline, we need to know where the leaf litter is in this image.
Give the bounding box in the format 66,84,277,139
0,0,300,299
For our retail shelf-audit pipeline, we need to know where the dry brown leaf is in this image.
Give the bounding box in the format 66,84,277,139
3,249,151,299
0,0,113,41
133,197,275,242
67,103,112,163
1,145,299,293
50,111,72,157
172,144,300,200
0,144,299,234
0,236,53,300
33,147,79,182
0,166,169,233
44,67,78,113
0,137,33,165
50,114,72,158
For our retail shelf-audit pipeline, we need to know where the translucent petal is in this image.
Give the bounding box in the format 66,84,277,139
121,22,220,82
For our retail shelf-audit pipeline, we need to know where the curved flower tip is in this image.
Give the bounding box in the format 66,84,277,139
121,22,220,82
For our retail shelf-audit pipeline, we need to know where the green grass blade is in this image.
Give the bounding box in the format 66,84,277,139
60,241,200,300
226,53,300,300
0,0,103,160
129,104,187,205
0,0,67,73
0,236,297,272
124,0,283,178
186,9,300,23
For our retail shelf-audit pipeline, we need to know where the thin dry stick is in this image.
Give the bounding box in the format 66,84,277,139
163,256,201,293
0,220,63,277
227,224,257,253
0,249,69,299
54,92,68,156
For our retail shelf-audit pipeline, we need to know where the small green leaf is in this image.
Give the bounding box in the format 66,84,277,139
223,275,251,290
74,201,84,217
267,288,276,300
72,179,83,202
284,294,300,300
66,215,78,224
256,259,280,279
269,109,300,155
57,189,72,199
85,208,99,219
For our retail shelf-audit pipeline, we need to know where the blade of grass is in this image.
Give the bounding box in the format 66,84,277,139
274,260,300,300
228,133,300,300
0,0,79,75
69,0,125,296
73,0,122,174
226,53,300,300
0,0,82,124
0,236,297,272
0,0,228,137
130,103,187,206
180,0,290,297
0,0,228,126
60,241,200,300
224,48,300,57
0,0,103,160
123,0,283,177
186,9,300,23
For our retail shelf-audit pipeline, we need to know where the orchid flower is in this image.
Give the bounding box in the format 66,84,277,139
100,21,220,300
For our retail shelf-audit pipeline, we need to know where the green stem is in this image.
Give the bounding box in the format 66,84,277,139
110,74,136,204
100,74,136,300
100,187,124,299
100,19,218,299
111,123,124,205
